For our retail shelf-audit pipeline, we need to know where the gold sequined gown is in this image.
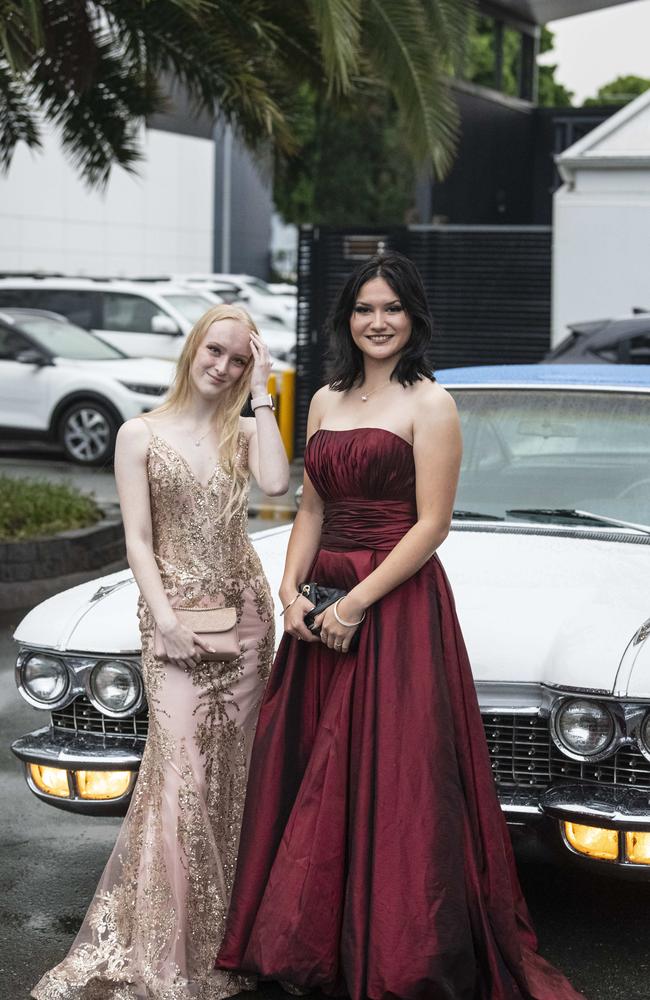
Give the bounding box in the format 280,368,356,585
33,430,275,1000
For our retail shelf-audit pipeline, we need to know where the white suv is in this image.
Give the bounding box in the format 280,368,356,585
0,278,218,361
0,309,175,464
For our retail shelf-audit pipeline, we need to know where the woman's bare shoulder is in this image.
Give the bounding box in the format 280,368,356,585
309,384,342,421
411,378,458,423
116,416,151,455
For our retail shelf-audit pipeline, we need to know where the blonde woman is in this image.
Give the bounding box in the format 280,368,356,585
33,305,289,1000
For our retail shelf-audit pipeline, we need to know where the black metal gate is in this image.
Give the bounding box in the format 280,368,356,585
296,224,551,454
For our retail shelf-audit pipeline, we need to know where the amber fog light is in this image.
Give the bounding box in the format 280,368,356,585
29,764,70,798
564,822,619,861
625,831,650,864
75,770,132,800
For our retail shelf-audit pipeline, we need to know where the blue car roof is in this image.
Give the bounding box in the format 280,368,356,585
436,364,650,389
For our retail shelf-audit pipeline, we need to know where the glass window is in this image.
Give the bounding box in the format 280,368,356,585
36,289,100,329
161,294,214,324
16,316,124,360
452,388,650,527
102,293,161,333
628,336,650,365
0,325,31,359
0,288,44,309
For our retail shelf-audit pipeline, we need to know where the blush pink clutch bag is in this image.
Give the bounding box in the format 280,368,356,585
154,607,240,662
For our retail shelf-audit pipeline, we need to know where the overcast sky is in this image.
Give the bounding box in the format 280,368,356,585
544,0,650,103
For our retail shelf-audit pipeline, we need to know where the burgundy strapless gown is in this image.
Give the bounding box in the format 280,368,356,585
216,428,584,1000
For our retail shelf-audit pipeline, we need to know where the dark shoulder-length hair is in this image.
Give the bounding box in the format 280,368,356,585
325,250,435,391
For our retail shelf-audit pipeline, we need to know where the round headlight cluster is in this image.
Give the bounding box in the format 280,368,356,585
639,713,650,757
21,654,68,704
89,660,141,715
554,698,615,759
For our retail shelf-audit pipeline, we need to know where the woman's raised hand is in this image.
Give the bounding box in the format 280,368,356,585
249,330,273,395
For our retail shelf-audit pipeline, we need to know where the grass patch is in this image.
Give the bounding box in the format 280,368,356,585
0,476,103,541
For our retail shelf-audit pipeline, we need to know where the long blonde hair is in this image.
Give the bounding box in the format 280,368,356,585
153,303,258,522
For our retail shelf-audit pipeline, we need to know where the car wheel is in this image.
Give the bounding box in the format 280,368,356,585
58,400,118,465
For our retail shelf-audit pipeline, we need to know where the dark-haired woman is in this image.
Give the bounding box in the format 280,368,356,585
216,253,583,1000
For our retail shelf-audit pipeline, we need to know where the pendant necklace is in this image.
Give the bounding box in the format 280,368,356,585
360,380,392,403
190,425,213,447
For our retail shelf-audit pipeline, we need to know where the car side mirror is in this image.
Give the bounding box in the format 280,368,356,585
151,313,182,336
15,348,52,367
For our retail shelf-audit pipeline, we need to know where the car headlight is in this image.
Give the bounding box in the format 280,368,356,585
639,712,650,756
553,698,615,759
89,660,142,715
120,382,169,396
21,653,69,704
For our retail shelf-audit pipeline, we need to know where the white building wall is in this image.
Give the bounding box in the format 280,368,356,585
0,126,214,276
552,89,650,346
553,175,650,343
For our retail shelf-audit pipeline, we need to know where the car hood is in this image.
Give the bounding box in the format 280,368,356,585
14,525,650,696
57,356,176,385
439,528,650,695
13,526,293,656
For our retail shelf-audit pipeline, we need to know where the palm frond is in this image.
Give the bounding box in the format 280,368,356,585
307,0,362,95
362,0,470,176
0,57,40,169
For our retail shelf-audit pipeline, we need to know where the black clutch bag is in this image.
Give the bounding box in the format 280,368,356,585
299,582,361,651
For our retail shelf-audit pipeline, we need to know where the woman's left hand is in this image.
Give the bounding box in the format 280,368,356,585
314,597,365,655
249,330,273,396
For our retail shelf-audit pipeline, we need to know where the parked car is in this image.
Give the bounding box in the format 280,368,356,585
173,273,297,330
0,278,219,361
170,275,297,362
0,308,174,463
546,314,650,364
11,365,650,875
175,280,296,361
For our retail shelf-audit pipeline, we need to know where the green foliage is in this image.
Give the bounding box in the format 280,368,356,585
463,19,572,107
273,84,416,225
583,75,650,107
0,0,472,185
537,27,572,107
0,475,102,540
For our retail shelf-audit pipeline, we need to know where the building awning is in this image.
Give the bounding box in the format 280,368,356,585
487,0,635,25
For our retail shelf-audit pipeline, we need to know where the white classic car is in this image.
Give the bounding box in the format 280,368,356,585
11,365,650,874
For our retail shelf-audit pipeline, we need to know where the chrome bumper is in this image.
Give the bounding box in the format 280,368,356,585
540,784,650,831
11,726,143,816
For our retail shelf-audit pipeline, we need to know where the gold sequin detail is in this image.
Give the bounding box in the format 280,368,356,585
33,431,273,1000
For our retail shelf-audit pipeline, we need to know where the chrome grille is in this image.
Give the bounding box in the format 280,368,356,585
51,696,148,739
482,713,650,791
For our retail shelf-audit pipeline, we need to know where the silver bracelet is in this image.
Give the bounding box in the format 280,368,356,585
280,593,300,616
333,598,366,628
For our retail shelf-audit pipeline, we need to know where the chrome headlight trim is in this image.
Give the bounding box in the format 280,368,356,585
17,652,71,709
637,711,650,763
551,697,618,762
88,659,143,718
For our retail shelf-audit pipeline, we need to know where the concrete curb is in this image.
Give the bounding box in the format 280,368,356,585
0,557,129,613
0,506,126,611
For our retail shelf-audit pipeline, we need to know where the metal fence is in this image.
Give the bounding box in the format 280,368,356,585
295,224,552,454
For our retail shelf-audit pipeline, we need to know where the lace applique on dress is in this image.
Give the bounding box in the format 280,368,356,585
33,431,274,1000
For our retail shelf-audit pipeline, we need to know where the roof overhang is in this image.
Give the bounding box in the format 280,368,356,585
484,0,636,25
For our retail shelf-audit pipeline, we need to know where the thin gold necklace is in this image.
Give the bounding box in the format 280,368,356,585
359,380,392,403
